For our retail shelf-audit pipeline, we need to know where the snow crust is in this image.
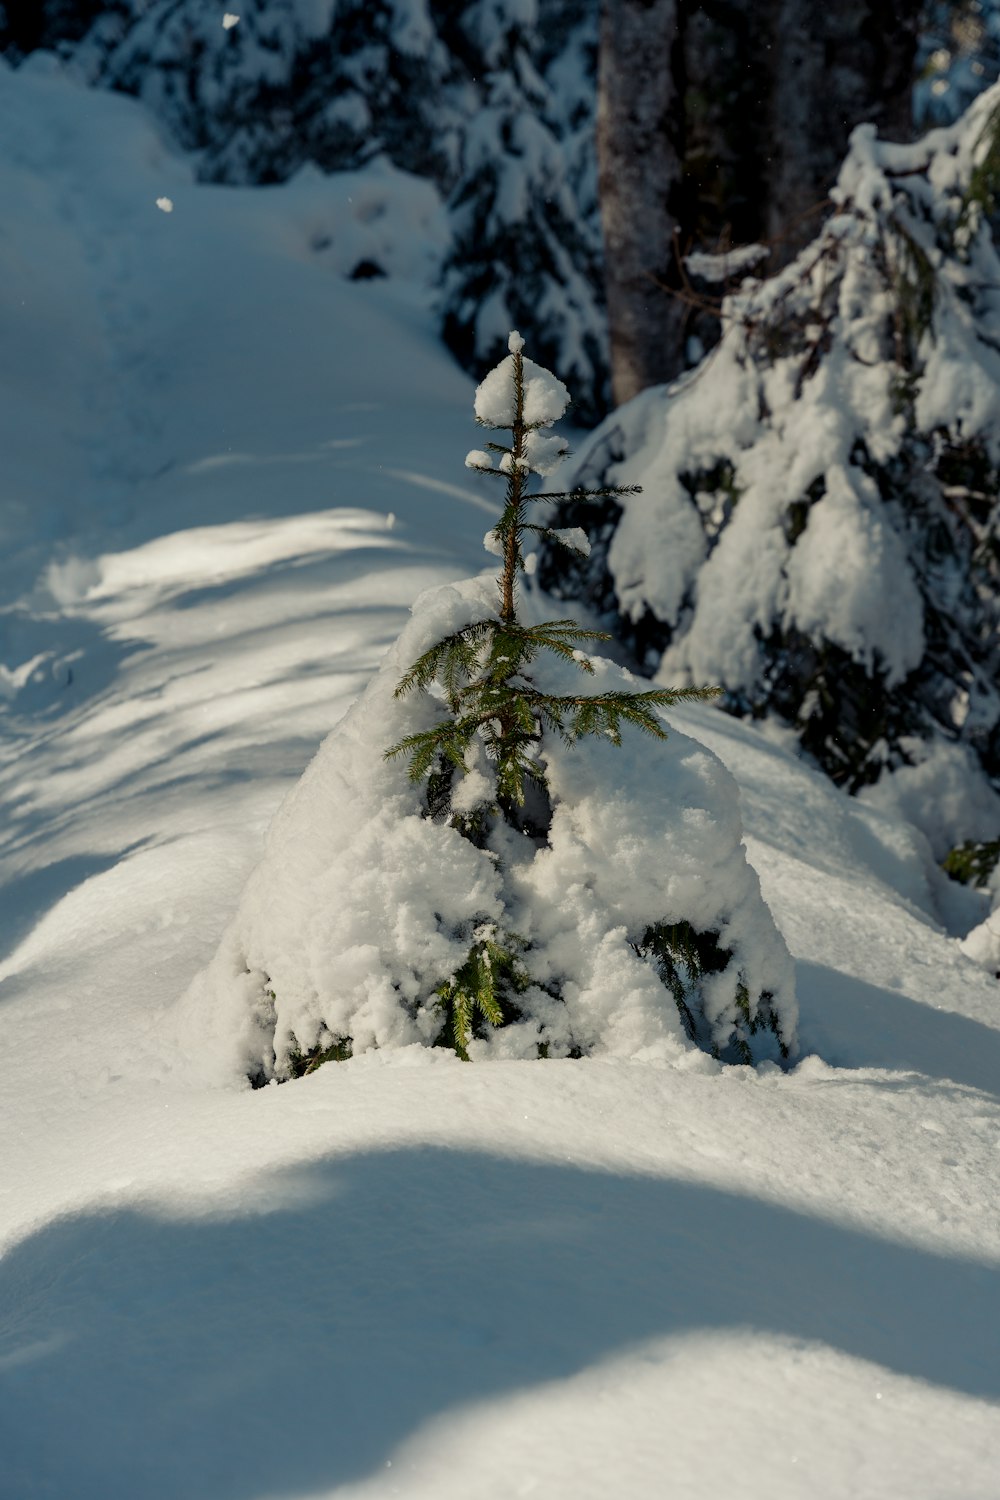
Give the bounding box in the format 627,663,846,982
549,526,590,556
859,738,1000,860
684,243,770,282
960,905,1000,972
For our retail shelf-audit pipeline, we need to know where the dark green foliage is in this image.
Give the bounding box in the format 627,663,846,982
437,9,609,425
958,103,1000,230
91,1,460,187
386,343,717,825
386,614,711,814
286,1036,354,1078
435,928,531,1060
383,339,739,1062
634,921,726,1045
944,838,1000,888
888,217,938,366
635,921,788,1065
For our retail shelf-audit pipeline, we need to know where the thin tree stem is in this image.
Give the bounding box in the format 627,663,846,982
500,348,526,626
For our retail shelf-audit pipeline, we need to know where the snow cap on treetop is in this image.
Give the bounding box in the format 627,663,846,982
474,334,571,429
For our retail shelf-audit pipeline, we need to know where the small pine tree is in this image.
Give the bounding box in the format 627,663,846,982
190,334,798,1080
387,332,696,828
383,332,786,1062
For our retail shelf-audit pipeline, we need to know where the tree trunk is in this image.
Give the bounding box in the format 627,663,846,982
598,0,922,403
598,0,688,406
765,0,920,245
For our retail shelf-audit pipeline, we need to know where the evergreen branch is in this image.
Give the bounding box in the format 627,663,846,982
646,684,723,705
436,928,529,1058
450,988,473,1059
392,620,495,698
521,524,591,557
957,102,1000,232
515,621,610,670
385,721,477,779
517,684,717,727
507,618,609,645
528,485,643,502
384,730,445,780
467,463,509,478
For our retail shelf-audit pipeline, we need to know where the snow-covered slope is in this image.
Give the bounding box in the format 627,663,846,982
1,61,999,1500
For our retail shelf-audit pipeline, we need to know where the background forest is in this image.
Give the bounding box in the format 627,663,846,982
4,0,999,898
5,0,998,406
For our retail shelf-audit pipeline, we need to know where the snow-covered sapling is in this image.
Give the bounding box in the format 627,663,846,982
387,332,704,827
385,333,784,1062
189,335,797,1081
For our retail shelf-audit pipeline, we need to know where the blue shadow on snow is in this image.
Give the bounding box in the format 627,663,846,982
0,1146,997,1498
796,959,1000,1099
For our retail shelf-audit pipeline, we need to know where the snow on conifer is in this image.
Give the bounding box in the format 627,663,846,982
438,2,608,424
48,1,608,414
182,337,796,1083
540,83,1000,859
83,0,458,187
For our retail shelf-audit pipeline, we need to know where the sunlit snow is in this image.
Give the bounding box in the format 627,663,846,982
0,60,998,1500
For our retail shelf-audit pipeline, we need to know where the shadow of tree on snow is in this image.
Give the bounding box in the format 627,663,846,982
796,959,1000,1099
1,1146,996,1499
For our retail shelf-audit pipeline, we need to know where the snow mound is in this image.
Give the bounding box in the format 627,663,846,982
182,576,796,1084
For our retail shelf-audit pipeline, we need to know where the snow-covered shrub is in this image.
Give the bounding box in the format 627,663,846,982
186,337,796,1082
951,835,1000,974
539,83,1000,856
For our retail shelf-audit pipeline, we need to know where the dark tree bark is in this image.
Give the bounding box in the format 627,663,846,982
598,0,922,405
765,0,921,244
597,0,689,405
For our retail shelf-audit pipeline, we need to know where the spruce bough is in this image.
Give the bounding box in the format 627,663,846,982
386,332,723,1058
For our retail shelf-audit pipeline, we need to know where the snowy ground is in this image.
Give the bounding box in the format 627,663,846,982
1,59,999,1500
